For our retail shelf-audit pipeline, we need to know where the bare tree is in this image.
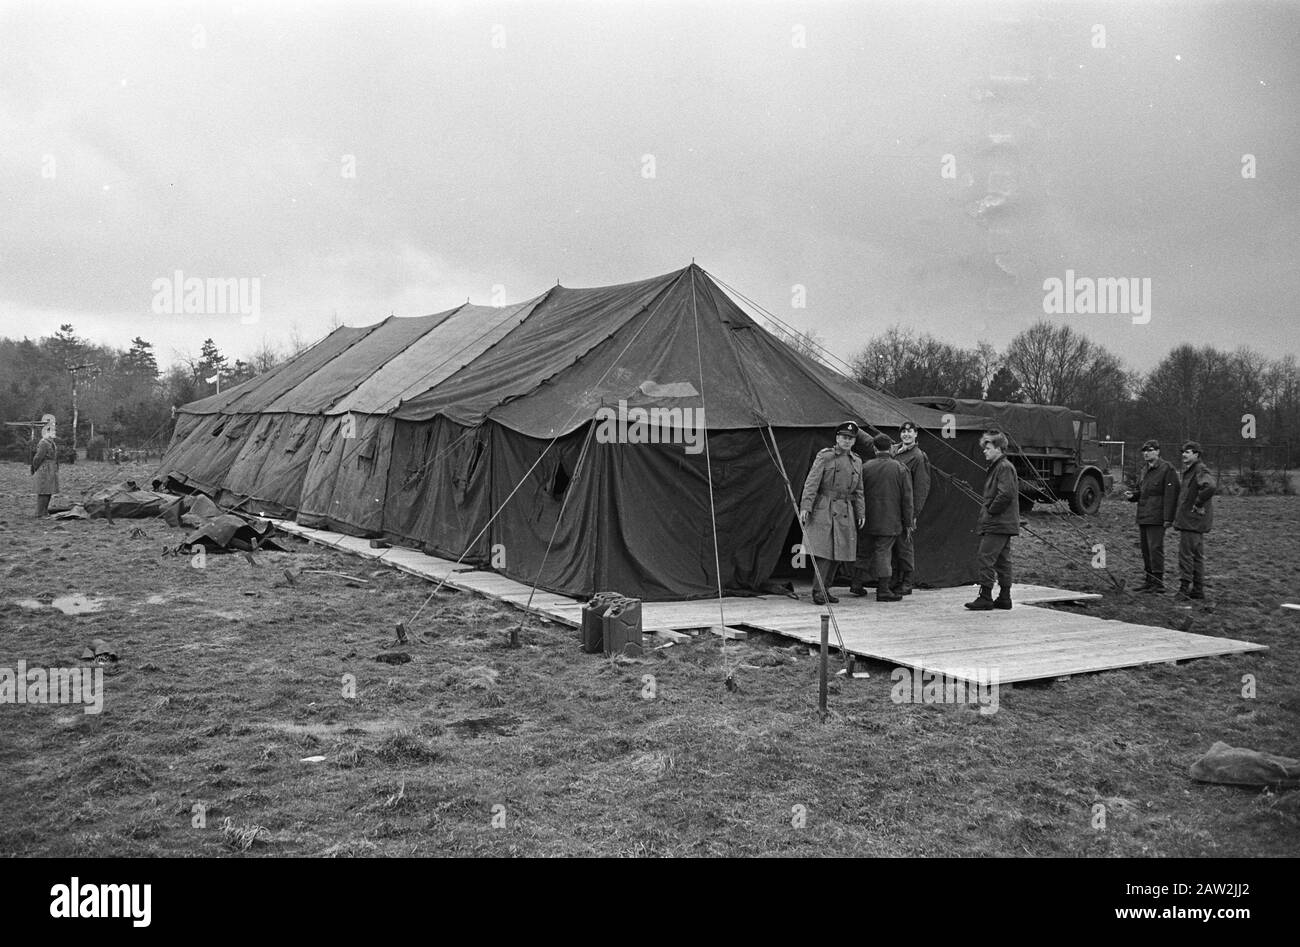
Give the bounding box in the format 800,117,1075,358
766,323,831,367
249,338,283,374
851,326,984,398
286,321,309,356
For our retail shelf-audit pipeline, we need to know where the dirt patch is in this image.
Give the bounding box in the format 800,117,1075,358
446,713,521,738
13,594,107,615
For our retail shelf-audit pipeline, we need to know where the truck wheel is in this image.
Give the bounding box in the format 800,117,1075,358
1069,475,1103,515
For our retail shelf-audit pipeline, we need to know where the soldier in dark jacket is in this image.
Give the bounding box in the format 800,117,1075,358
849,433,914,602
800,422,866,605
888,421,931,595
1173,441,1216,600
966,431,1018,611
31,415,60,518
1125,439,1180,592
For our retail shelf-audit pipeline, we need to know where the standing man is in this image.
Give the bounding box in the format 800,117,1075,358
850,433,914,601
31,414,60,518
1173,441,1216,601
966,431,1018,611
1125,439,1180,593
800,422,866,605
888,421,931,596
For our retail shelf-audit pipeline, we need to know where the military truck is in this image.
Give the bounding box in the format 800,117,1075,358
905,397,1114,515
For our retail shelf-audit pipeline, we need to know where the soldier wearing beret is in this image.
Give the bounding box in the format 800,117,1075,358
800,421,866,605
1173,441,1216,601
1124,439,1180,592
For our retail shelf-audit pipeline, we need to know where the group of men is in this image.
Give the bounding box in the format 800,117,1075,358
798,420,933,606
1124,438,1217,600
799,422,1218,609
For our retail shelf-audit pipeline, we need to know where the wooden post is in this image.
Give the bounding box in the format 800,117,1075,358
818,614,829,719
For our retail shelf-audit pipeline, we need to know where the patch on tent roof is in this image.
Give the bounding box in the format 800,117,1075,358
638,380,699,399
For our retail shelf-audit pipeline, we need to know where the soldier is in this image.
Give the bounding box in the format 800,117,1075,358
850,433,914,602
1173,441,1217,601
799,421,866,605
966,430,1018,611
1124,439,1180,593
31,414,60,518
888,420,931,595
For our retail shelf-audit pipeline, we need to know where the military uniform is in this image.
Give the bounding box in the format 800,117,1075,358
1126,440,1180,592
800,424,865,602
32,432,60,517
1173,444,1216,599
851,442,914,601
888,438,931,594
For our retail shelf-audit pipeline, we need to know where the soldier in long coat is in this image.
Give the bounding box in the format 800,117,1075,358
800,422,865,605
850,433,914,602
31,415,60,517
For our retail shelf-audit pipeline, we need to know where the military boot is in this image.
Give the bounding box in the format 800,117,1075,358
964,586,995,611
876,579,902,602
994,586,1012,610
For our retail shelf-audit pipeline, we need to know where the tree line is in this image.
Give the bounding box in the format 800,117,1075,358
0,326,289,454
2,320,1297,471
846,322,1299,467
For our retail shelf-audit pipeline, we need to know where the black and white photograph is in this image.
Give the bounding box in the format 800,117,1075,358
1,0,1295,910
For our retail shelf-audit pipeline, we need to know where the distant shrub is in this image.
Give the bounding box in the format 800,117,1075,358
1235,469,1267,495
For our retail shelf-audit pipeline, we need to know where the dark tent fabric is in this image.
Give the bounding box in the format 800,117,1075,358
155,264,992,600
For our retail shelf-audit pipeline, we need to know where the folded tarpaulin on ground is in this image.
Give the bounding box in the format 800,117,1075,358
182,513,288,552
1189,741,1300,787
182,494,221,519
83,481,183,521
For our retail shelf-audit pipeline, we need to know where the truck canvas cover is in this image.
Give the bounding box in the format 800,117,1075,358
906,398,1079,451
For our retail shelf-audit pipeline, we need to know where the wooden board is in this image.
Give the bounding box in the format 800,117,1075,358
272,521,1268,684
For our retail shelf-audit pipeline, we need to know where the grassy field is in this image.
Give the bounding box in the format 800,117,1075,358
1,460,1297,857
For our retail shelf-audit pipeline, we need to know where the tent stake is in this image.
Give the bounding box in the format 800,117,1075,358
818,614,829,721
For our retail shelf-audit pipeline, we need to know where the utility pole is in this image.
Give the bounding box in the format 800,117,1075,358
67,362,99,453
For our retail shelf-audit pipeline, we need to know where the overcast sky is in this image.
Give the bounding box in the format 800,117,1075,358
2,0,1297,373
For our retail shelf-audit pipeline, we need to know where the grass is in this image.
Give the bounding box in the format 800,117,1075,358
0,460,1296,856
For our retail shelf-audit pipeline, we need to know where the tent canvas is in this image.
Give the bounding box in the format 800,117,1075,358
156,264,990,600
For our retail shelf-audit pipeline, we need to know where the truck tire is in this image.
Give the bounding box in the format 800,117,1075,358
1069,474,1103,515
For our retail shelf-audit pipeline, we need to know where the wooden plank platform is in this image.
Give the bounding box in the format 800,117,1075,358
273,520,1267,684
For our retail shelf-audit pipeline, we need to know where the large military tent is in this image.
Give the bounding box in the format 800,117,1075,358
156,264,988,600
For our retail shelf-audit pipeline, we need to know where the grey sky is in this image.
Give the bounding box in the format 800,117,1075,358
2,0,1297,373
